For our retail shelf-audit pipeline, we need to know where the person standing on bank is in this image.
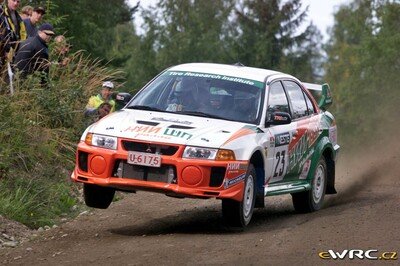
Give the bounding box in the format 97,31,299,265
0,0,27,85
13,23,54,78
0,0,27,57
85,81,116,117
20,5,33,20
23,6,45,38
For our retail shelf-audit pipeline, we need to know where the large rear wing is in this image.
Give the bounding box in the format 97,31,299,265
303,82,333,111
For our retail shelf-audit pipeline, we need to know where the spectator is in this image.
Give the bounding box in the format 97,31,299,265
96,102,112,121
53,35,71,66
85,81,116,117
23,6,45,38
0,0,27,54
13,23,54,78
0,0,27,81
20,5,33,20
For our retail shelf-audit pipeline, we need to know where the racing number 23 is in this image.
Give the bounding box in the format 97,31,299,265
273,151,286,177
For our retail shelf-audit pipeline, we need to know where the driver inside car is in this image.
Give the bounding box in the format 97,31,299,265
166,78,198,112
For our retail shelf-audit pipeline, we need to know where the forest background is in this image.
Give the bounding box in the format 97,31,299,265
0,0,399,228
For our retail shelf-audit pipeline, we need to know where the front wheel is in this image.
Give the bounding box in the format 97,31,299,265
84,183,115,209
222,164,256,228
292,157,327,213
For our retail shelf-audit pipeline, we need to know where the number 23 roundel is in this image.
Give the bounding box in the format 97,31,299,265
272,132,290,181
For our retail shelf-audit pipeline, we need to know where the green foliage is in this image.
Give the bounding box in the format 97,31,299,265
0,51,123,228
232,0,322,81
0,175,78,228
325,0,400,147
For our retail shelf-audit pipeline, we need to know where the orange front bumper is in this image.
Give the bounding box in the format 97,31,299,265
71,141,248,202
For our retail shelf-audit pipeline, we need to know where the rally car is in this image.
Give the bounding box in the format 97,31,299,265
71,63,339,228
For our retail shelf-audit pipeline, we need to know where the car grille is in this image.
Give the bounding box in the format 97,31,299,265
114,160,177,184
121,141,179,156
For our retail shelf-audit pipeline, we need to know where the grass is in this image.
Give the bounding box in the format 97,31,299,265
0,51,124,228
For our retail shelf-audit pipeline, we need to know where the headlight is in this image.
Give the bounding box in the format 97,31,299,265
183,146,236,161
183,146,218,160
85,133,117,150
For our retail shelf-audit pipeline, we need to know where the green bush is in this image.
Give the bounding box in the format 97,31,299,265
0,51,124,228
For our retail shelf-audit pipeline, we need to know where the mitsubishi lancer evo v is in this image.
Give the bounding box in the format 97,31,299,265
71,63,340,228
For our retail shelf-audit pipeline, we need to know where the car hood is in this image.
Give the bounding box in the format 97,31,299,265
86,110,258,148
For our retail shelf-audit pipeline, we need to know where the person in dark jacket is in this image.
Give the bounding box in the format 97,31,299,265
13,22,54,77
23,6,45,37
0,0,27,84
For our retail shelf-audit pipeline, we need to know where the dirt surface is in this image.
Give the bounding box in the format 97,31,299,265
1,145,399,265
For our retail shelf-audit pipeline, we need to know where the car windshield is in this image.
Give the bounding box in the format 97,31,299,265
127,70,265,124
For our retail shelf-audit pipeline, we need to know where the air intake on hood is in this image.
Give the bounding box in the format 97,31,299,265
167,125,195,129
136,120,159,126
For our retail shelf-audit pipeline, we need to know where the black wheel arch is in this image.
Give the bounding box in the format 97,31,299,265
250,150,265,208
323,148,337,194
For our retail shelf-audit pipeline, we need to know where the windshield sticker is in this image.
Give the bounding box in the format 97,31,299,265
165,71,264,89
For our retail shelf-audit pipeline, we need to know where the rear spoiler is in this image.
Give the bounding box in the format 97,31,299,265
303,82,333,111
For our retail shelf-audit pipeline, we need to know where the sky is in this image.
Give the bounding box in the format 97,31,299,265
129,0,351,41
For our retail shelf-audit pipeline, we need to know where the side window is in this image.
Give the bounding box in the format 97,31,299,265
283,81,308,119
267,81,290,118
304,91,315,115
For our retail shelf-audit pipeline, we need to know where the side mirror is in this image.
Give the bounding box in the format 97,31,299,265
267,112,292,126
318,83,333,111
114,92,132,111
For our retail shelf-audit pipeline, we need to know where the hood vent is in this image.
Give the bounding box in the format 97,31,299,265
168,125,195,129
137,120,159,126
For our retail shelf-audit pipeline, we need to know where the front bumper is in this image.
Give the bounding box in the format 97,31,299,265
71,141,248,202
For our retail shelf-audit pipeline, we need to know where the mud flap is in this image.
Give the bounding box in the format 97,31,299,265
325,157,337,194
255,167,265,208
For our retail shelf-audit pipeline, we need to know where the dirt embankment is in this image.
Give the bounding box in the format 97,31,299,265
0,141,399,265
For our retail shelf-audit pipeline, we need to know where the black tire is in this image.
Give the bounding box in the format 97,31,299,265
222,164,256,228
83,183,115,209
292,157,327,213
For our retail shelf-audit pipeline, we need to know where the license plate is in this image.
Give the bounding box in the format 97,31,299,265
127,152,161,167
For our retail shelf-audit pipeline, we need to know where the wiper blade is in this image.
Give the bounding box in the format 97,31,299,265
126,105,162,112
177,111,224,119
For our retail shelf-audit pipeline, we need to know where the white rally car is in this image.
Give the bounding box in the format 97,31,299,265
72,63,339,228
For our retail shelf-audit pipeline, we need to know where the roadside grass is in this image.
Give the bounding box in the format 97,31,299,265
0,177,79,228
0,51,124,228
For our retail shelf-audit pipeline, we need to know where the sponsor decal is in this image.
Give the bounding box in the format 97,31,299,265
123,125,193,140
227,163,247,171
224,173,246,188
274,115,288,121
269,136,275,148
163,128,193,140
151,117,193,125
299,159,311,179
288,133,308,172
275,132,290,147
318,250,397,260
124,125,161,133
167,71,263,88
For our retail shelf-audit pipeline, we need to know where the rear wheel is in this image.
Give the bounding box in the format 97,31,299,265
83,183,115,209
292,157,327,213
222,164,256,228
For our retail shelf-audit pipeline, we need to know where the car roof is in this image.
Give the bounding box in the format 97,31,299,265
168,63,295,83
